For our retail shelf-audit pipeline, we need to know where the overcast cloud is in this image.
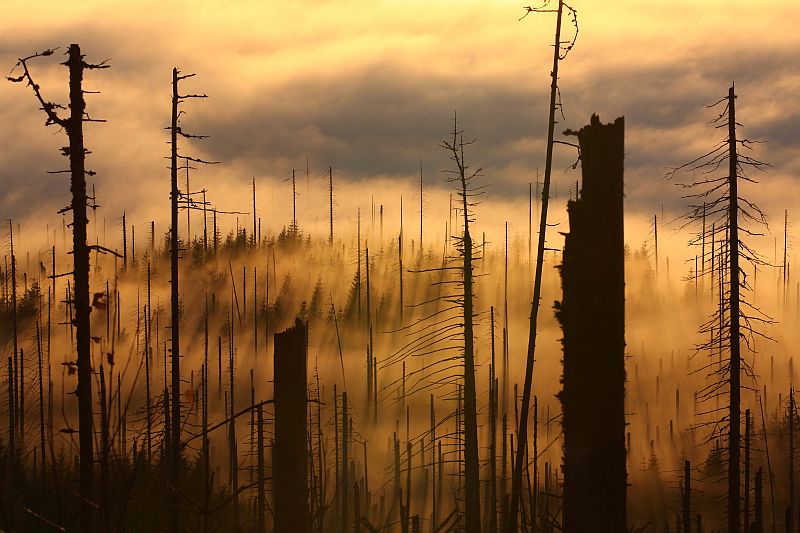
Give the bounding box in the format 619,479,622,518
0,0,798,252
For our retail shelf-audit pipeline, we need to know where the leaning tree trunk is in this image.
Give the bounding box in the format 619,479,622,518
557,115,626,532
508,2,565,528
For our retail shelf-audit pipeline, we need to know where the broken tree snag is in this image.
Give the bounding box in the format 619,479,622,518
273,319,310,533
557,115,626,532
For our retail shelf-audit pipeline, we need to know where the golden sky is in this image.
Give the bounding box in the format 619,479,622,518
1,0,798,254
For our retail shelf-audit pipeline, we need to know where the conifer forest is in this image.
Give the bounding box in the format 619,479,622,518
1,1,799,532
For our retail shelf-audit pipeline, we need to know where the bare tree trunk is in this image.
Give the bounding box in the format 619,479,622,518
66,44,96,533
6,356,14,452
99,365,110,533
460,152,481,533
229,308,240,529
329,166,334,244
790,391,795,532
557,115,626,532
334,385,340,530
19,347,24,453
291,169,297,233
253,177,258,248
257,403,266,533
343,391,349,533
36,322,46,487
146,265,153,463
122,211,127,271
419,162,423,254
202,297,210,533
754,468,763,533
399,197,404,325
489,307,498,533
745,409,751,533
683,460,691,533
357,209,362,320
726,84,742,533
273,319,309,533
430,395,437,532
169,66,182,533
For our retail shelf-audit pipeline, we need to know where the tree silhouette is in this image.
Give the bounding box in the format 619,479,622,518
441,112,483,533
510,2,579,530
167,67,217,533
9,44,109,533
557,115,626,532
669,84,772,533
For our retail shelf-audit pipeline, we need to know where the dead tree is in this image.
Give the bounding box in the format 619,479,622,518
489,307,498,533
790,390,796,531
419,161,424,254
441,113,482,533
7,220,18,453
681,460,692,533
122,211,127,270
669,84,772,533
253,177,258,247
274,319,310,533
377,118,484,533
556,115,626,532
329,166,335,244
288,169,298,235
9,44,108,533
36,322,46,487
509,3,579,528
744,409,751,531
257,403,266,533
146,265,153,463
653,214,659,280
754,468,763,533
202,297,210,533
167,66,217,532
399,196,404,324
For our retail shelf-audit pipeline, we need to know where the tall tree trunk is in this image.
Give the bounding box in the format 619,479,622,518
146,264,153,463
790,390,795,532
122,211,127,271
419,162,423,254
36,322,46,488
727,84,742,533
253,177,258,248
9,221,18,456
202,297,210,533
329,166,334,244
754,468,763,533
257,403,266,533
229,308,239,528
557,115,626,532
489,307,498,533
66,44,95,533
7,356,14,452
683,460,692,533
399,197,404,324
744,409,751,533
273,319,309,533
99,365,110,533
343,392,350,533
169,66,182,533
460,157,481,533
